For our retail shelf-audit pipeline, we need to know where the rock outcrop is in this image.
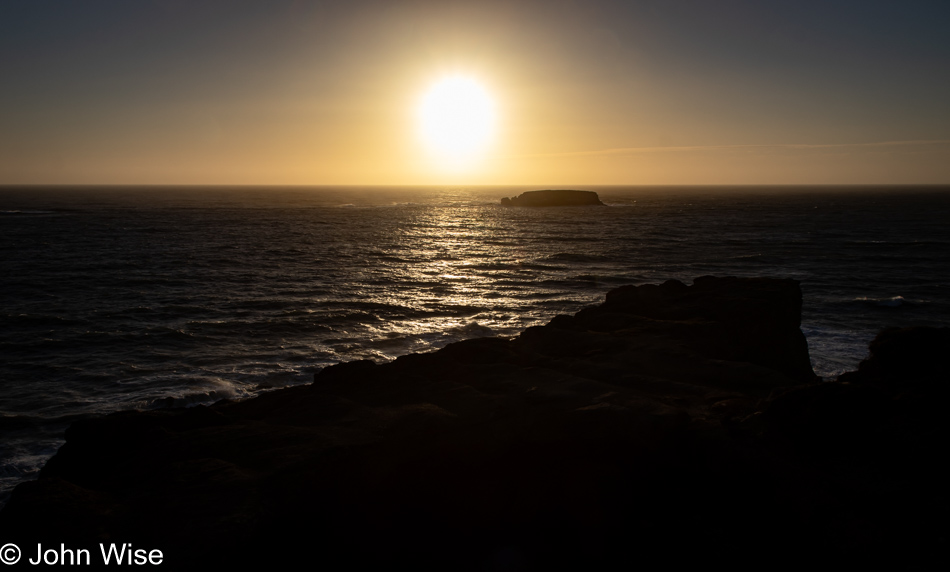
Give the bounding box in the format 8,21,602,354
1,278,945,569
501,189,604,206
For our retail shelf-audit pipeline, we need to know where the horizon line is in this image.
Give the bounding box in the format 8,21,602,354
3,182,950,188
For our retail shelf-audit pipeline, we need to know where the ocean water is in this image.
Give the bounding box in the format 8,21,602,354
2,185,949,498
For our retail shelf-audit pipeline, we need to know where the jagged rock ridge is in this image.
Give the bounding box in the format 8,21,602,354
1,277,946,569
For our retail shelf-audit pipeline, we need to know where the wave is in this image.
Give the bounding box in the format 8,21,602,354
0,209,58,216
1,313,88,328
852,296,930,308
445,321,496,338
541,252,613,263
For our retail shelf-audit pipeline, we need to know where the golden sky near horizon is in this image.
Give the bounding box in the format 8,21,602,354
2,1,949,186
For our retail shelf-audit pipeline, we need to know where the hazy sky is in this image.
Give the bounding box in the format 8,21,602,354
2,0,949,185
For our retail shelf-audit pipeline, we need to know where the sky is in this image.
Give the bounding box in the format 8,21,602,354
1,0,949,185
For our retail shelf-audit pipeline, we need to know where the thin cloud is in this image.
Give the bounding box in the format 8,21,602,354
516,140,950,158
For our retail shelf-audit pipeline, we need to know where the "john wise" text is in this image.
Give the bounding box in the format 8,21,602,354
25,543,163,566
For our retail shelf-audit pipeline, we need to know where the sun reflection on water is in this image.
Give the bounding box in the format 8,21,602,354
316,195,614,363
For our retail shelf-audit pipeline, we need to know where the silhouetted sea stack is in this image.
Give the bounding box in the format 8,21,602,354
501,189,604,206
2,277,946,569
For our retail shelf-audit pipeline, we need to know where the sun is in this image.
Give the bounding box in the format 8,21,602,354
417,75,496,165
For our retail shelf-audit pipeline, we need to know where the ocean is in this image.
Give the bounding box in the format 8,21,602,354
2,185,948,500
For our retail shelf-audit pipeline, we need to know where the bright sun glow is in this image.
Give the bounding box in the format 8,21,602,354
418,75,495,166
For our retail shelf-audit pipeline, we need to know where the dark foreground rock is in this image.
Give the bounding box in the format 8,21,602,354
2,278,947,569
501,189,604,206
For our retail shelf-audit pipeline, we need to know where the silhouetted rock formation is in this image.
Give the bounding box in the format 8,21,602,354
2,278,945,569
762,326,950,556
501,189,604,206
